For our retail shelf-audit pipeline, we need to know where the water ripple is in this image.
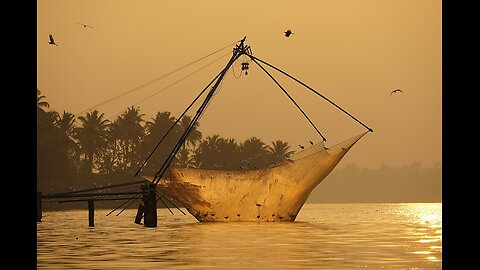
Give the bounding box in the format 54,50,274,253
38,203,441,269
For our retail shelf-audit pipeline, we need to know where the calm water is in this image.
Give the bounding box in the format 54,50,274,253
37,203,442,269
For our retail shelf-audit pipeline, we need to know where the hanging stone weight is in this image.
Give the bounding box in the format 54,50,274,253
241,62,249,75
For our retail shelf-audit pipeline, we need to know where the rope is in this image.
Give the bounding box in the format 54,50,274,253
37,52,231,158
232,64,242,79
37,40,240,132
151,46,244,184
77,40,240,116
106,193,141,216
250,58,327,141
248,55,373,132
49,179,147,197
127,51,231,110
134,68,224,176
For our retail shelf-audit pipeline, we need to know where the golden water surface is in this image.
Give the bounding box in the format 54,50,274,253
37,203,442,269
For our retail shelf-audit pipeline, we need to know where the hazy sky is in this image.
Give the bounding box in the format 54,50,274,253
37,0,441,169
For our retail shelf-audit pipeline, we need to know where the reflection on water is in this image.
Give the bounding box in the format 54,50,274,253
37,203,441,269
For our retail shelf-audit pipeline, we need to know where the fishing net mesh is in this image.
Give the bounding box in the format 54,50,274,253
155,132,368,222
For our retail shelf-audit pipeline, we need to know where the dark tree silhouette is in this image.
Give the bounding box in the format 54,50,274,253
268,140,295,164
193,135,242,169
109,106,145,172
74,110,110,174
138,111,181,176
240,137,270,169
37,89,50,111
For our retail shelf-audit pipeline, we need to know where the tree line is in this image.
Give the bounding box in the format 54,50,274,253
37,90,296,193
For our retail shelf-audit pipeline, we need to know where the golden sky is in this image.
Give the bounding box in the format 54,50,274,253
37,0,441,169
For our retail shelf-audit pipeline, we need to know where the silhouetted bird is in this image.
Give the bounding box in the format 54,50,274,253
48,34,58,46
309,141,314,145
299,144,305,150
77,23,94,28
390,89,403,96
284,30,293,37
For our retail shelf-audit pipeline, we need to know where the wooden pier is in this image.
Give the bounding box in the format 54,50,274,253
36,180,183,228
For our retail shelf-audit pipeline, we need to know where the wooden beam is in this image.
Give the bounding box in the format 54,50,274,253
37,191,42,222
88,200,94,227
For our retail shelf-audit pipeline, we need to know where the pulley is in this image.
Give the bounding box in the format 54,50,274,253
241,62,249,75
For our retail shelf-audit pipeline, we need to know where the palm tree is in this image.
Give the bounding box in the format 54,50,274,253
37,109,80,193
42,111,59,127
74,110,110,174
138,111,180,175
175,148,194,168
178,115,202,150
55,110,80,160
96,147,119,176
37,89,50,112
217,137,241,169
240,137,270,169
56,111,75,136
192,135,240,169
111,106,145,172
268,140,295,164
193,135,222,169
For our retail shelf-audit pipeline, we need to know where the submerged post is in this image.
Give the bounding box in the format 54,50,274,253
134,203,145,224
88,200,94,227
142,183,157,227
37,191,42,222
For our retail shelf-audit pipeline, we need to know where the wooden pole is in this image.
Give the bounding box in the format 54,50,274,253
143,183,157,227
37,191,42,222
88,200,94,227
134,204,145,224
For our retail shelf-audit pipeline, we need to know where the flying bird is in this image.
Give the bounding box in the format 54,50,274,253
390,89,403,96
77,23,94,28
284,30,294,37
48,34,58,46
309,141,314,145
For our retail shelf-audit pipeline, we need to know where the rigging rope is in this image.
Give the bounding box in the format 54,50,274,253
78,40,240,115
152,45,245,185
38,52,231,159
127,51,231,110
134,69,224,176
37,40,240,132
247,55,373,132
250,58,327,141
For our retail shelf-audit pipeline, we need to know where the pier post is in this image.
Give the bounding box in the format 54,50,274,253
37,191,42,222
134,203,145,224
142,183,157,227
88,200,94,227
